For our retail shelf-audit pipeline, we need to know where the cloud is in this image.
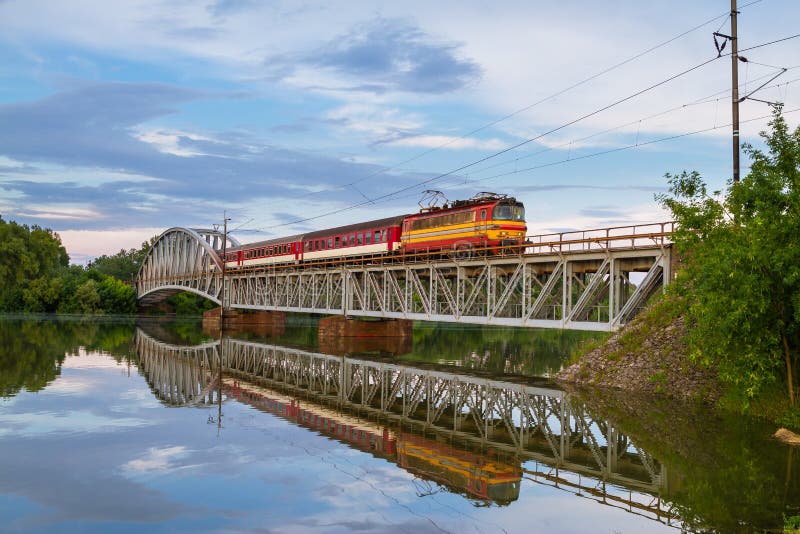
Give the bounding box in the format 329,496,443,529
122,446,192,474
265,18,482,94
0,81,422,235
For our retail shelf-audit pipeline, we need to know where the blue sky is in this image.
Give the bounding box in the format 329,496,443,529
1,0,798,262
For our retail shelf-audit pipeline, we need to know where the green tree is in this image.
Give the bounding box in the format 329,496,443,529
89,238,155,282
74,279,102,314
0,218,69,311
97,276,137,314
658,107,800,407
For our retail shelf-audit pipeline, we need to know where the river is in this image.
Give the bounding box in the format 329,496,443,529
0,315,797,532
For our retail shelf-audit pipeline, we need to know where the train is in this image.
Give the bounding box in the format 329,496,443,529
221,193,527,269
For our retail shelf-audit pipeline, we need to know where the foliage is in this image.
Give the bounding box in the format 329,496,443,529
0,218,139,314
0,218,68,310
88,239,155,282
658,107,800,407
168,292,217,316
0,221,216,315
785,514,800,532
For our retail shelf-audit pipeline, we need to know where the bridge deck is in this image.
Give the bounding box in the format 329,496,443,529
136,222,674,330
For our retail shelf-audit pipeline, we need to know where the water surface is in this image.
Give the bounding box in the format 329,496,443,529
0,316,797,532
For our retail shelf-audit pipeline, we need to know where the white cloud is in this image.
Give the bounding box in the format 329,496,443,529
133,128,218,157
0,411,150,437
121,446,191,474
16,206,103,221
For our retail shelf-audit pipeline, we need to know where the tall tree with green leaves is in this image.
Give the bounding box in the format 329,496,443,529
658,107,800,408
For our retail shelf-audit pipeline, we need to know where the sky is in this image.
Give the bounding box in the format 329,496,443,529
1,0,798,263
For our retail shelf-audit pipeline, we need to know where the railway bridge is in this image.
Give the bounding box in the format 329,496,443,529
135,223,674,331
133,328,677,523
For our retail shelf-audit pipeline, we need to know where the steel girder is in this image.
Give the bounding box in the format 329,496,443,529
136,227,239,305
133,329,665,493
227,247,670,331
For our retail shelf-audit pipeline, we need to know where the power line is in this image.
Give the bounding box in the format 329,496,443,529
248,24,800,234
459,72,800,180
247,4,759,215
244,105,798,233
253,54,727,231
739,33,800,53
450,106,800,189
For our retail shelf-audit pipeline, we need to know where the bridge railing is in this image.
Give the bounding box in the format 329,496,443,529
526,221,675,255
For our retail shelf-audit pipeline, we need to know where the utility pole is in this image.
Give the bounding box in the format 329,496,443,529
220,211,230,320
731,0,740,183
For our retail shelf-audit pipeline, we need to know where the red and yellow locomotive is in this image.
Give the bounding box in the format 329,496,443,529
222,193,526,268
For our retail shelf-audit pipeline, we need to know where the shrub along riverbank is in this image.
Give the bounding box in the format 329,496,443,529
0,219,213,316
560,107,800,428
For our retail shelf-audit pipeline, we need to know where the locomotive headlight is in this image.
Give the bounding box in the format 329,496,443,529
499,231,508,237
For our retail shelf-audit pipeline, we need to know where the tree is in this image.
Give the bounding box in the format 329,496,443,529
0,218,69,311
97,276,137,314
658,107,800,407
74,280,102,314
88,238,155,282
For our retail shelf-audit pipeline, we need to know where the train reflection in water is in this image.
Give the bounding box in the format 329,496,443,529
134,327,675,523
227,378,522,505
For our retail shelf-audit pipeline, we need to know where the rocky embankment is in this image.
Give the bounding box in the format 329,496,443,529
557,312,721,403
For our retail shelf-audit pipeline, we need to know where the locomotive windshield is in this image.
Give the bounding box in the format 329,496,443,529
492,204,525,221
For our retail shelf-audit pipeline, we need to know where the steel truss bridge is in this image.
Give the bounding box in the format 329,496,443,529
134,329,679,526
136,223,673,331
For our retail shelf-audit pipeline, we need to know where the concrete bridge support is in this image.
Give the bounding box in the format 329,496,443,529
202,308,286,337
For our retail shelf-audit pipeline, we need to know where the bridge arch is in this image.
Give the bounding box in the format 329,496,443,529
136,227,239,305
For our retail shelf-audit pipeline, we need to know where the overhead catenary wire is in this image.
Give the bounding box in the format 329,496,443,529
340,104,800,205
251,28,800,232
244,102,795,236
454,106,800,189
253,53,731,231
246,3,761,215
456,72,800,180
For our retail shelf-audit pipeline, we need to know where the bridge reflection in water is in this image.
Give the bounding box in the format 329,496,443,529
134,328,678,526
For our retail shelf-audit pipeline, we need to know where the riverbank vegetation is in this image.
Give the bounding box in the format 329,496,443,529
0,220,213,315
562,107,800,424
0,218,135,314
662,107,800,417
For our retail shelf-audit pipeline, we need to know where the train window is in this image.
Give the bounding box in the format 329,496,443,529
328,237,333,249
334,236,340,248
481,209,487,220
357,233,363,245
381,229,387,242
374,230,380,242
493,204,525,221
365,232,372,245
349,234,355,247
